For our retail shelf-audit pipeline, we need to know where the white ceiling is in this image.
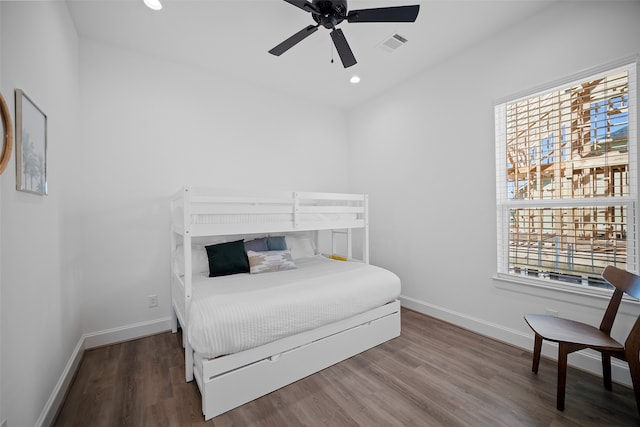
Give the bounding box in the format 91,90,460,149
67,0,556,109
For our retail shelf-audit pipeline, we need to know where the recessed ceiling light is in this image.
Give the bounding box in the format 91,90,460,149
350,75,361,84
144,0,162,11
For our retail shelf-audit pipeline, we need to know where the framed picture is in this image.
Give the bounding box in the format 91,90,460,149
0,91,12,175
15,89,47,195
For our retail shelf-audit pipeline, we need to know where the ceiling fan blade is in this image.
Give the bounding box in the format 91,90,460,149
330,28,357,68
347,5,420,23
269,25,319,56
283,0,321,14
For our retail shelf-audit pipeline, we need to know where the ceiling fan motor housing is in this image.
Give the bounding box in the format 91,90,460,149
311,0,348,28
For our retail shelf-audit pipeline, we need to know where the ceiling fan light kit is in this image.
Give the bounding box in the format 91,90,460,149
269,0,420,68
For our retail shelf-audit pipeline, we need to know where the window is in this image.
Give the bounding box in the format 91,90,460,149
495,61,637,291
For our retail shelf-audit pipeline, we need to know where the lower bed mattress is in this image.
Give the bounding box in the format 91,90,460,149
188,255,401,359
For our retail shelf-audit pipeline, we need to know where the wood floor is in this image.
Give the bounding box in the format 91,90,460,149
54,309,640,426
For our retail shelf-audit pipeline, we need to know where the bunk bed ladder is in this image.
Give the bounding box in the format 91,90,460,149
331,229,353,260
329,194,369,264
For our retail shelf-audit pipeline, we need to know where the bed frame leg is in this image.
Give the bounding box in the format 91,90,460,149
171,307,178,334
185,342,194,382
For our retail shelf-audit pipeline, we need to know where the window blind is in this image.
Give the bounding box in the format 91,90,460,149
496,61,638,289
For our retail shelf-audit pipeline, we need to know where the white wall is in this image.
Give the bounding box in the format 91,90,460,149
349,0,640,382
0,2,82,426
77,39,350,335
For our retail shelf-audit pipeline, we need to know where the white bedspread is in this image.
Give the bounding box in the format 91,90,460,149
187,255,401,358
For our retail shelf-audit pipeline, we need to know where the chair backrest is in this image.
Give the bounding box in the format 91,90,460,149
601,265,640,351
603,265,640,299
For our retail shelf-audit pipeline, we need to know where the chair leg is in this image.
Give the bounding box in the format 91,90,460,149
557,343,569,411
602,353,612,391
626,352,640,418
532,334,542,374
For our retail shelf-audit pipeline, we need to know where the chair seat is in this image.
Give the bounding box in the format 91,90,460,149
524,313,624,351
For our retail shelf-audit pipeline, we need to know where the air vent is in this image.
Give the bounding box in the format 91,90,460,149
379,33,408,52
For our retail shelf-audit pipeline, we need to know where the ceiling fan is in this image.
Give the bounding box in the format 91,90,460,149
269,0,420,68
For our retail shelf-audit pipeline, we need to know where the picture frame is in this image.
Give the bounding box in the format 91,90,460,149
15,89,47,195
0,91,13,175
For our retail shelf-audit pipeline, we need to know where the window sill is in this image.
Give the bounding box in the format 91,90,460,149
493,272,640,313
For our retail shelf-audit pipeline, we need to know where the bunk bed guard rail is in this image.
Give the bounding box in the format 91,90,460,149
171,187,369,238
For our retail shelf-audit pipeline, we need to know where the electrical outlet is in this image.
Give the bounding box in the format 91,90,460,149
148,294,158,308
545,308,559,317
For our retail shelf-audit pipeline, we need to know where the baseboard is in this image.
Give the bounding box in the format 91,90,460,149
35,336,85,427
83,316,173,349
399,294,633,388
36,316,173,427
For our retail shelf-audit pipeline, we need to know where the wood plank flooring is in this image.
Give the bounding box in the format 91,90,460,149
54,309,640,426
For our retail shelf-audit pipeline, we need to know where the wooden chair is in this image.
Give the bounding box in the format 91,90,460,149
524,265,640,414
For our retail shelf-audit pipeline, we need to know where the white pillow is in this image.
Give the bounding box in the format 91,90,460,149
285,236,316,260
173,245,210,276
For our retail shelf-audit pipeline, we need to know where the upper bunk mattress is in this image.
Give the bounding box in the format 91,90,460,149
187,255,401,359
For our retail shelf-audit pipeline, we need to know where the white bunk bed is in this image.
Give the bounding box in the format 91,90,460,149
170,187,401,420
